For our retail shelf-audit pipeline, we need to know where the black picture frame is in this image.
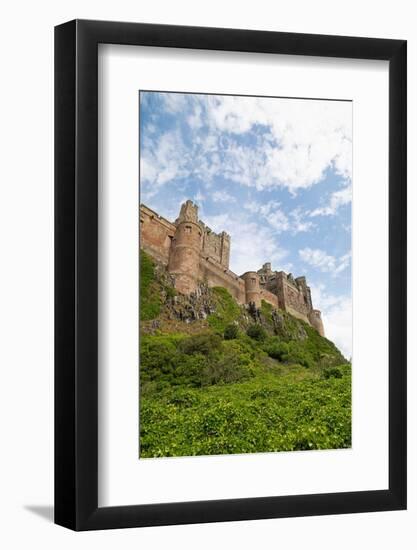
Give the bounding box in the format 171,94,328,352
55,19,407,531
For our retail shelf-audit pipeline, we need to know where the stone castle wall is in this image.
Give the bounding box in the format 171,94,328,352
140,205,175,265
259,288,279,309
199,257,246,303
200,223,230,268
140,200,324,336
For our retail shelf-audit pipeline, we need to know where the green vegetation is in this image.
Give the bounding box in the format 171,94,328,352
260,299,273,322
140,250,161,321
207,287,241,332
140,365,351,457
224,323,239,340
139,250,351,458
246,324,267,342
140,332,255,394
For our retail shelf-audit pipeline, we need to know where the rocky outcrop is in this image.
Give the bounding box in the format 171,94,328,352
165,284,216,323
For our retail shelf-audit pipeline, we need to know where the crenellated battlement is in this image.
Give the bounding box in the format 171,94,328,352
140,201,324,335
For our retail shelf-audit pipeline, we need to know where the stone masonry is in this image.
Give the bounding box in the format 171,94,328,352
140,200,324,336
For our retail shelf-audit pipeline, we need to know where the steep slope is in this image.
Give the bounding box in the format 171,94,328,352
139,250,351,457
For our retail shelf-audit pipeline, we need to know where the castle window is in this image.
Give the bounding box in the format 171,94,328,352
251,278,256,284
185,225,192,234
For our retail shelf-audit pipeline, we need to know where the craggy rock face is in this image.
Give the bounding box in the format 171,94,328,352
140,200,324,336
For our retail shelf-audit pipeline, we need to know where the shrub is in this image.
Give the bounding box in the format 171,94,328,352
140,363,352,457
289,350,313,369
178,333,222,355
323,367,343,379
224,324,239,340
164,285,177,299
264,341,289,361
246,324,267,342
201,349,253,386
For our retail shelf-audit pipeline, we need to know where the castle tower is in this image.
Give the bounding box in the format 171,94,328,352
295,276,313,311
168,200,202,294
308,309,325,337
242,271,261,307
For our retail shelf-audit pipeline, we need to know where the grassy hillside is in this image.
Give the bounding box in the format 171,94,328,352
139,250,351,458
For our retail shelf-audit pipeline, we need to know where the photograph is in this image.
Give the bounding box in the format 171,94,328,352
139,91,352,458
0,0,409,543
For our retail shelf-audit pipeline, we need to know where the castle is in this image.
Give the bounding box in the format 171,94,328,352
140,200,325,336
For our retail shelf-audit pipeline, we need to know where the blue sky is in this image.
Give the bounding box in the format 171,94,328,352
139,91,352,357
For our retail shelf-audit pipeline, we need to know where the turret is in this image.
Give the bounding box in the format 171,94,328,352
241,271,261,307
308,309,325,337
168,200,202,294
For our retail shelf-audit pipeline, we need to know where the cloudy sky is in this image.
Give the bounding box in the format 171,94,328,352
139,91,352,358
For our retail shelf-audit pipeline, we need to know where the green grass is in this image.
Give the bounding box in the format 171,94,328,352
140,363,351,457
140,249,161,321
207,287,241,332
260,299,273,322
140,329,351,458
139,250,351,458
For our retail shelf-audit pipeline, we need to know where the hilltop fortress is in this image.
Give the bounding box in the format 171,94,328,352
140,200,325,336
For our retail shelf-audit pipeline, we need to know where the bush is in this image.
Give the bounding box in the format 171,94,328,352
178,333,222,355
140,363,352,457
289,350,313,369
224,324,239,340
264,341,289,361
246,324,267,342
323,367,343,379
201,347,253,386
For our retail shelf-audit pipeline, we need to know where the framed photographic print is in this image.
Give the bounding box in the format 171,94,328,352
55,20,406,530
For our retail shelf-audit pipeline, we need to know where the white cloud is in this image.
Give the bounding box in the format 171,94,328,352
187,104,203,129
141,93,352,197
205,95,352,193
141,130,190,188
244,200,280,215
290,208,315,233
310,284,352,359
310,185,352,217
212,189,236,203
244,201,314,234
193,190,205,205
266,210,290,232
299,248,351,276
160,92,189,114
